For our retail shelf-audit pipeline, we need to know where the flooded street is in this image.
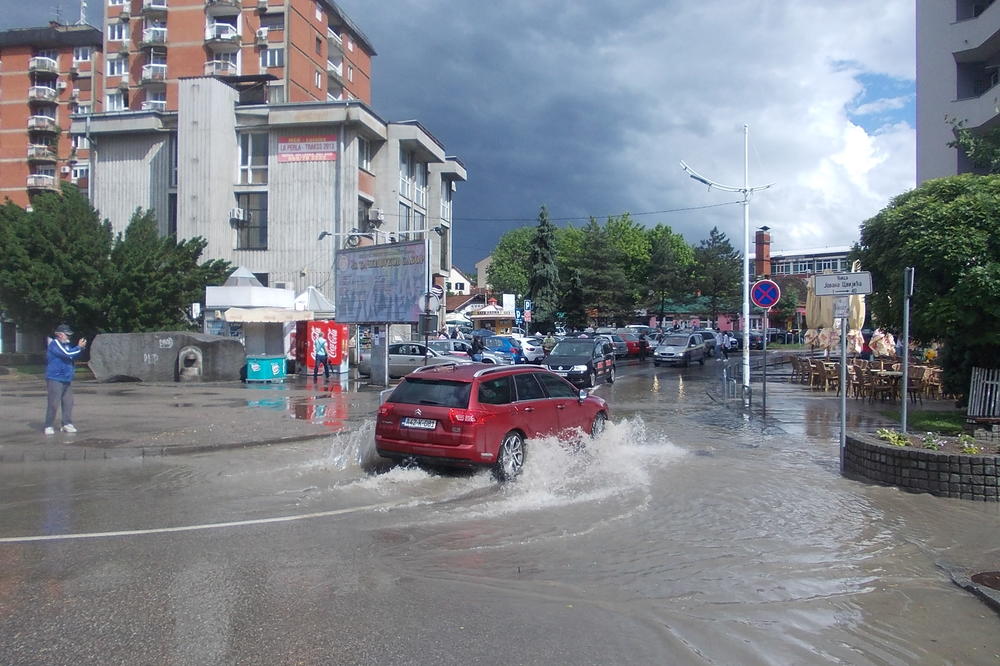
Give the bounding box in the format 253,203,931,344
1,363,998,664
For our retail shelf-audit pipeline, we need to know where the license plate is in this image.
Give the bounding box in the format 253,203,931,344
402,417,436,430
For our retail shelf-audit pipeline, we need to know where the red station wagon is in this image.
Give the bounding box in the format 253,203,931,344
375,363,610,481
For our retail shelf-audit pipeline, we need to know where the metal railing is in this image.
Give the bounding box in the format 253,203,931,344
141,63,167,82
29,56,59,74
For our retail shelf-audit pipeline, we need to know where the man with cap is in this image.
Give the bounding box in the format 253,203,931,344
44,324,88,435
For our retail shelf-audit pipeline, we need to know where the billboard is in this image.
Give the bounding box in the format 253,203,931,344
335,241,426,323
277,135,337,163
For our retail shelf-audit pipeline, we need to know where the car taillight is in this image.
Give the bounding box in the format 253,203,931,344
378,403,395,417
448,408,489,425
512,348,521,354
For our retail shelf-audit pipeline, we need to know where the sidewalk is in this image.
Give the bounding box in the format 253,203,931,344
0,373,384,463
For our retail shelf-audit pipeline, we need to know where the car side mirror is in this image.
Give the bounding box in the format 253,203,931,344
578,389,588,402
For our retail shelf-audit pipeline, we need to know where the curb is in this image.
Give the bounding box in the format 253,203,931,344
938,562,1000,617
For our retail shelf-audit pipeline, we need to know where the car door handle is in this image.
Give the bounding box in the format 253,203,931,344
522,407,535,412
556,404,566,410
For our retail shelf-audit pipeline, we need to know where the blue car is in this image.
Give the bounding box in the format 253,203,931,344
483,335,526,364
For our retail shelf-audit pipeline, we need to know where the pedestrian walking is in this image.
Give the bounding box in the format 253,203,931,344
44,323,87,435
721,331,731,359
638,333,649,361
313,335,330,379
542,332,557,356
470,334,485,362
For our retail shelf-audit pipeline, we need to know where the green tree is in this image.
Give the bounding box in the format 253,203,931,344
853,174,1000,399
557,268,586,329
486,226,533,296
604,213,651,305
769,275,806,329
526,206,559,329
0,184,113,336
105,209,232,332
576,218,631,325
693,226,741,321
946,117,1000,174
646,224,695,325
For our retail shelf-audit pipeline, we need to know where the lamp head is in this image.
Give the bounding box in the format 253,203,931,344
317,231,332,241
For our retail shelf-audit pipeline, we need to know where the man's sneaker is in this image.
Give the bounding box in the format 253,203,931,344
61,424,77,433
44,427,55,435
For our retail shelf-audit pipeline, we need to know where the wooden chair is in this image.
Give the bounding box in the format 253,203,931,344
808,359,824,390
924,367,943,400
863,368,895,402
906,365,926,404
848,364,866,400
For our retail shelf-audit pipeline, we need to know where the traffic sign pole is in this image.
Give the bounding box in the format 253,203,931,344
751,279,780,414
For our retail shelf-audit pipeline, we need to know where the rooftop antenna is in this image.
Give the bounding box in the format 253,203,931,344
78,0,88,25
53,0,63,24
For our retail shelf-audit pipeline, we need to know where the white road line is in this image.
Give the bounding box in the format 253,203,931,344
0,500,402,544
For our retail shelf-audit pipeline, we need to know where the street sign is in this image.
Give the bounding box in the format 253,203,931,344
814,272,872,296
751,279,781,309
523,299,533,311
418,293,441,313
834,296,849,319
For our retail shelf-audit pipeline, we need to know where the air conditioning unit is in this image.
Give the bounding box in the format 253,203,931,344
229,207,248,222
255,27,268,45
56,80,68,90
369,207,384,223
60,165,71,174
70,88,79,99
256,0,268,11
119,8,131,20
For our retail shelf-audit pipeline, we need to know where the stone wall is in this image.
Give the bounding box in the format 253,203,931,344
844,433,999,502
89,332,245,382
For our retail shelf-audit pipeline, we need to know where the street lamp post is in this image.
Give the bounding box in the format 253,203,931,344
681,124,773,407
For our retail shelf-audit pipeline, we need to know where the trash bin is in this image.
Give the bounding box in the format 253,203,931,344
245,354,286,382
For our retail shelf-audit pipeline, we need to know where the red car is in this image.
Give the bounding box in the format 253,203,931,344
619,332,643,356
375,363,610,481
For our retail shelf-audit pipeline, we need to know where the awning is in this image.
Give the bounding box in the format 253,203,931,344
224,307,314,323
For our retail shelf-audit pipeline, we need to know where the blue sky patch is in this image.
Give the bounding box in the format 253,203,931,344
848,72,915,132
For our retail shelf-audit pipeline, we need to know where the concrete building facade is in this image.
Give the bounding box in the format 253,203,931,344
917,0,1000,182
0,22,103,207
73,76,466,308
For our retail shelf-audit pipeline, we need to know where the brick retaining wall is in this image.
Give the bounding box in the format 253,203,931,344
844,433,999,502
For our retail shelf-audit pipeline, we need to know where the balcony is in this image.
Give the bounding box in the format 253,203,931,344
27,145,58,163
29,56,59,75
28,115,59,133
141,63,167,83
141,0,168,15
204,59,238,76
326,58,343,81
28,85,59,103
205,23,240,50
205,0,240,16
327,28,343,51
141,26,167,46
27,174,58,190
141,100,167,111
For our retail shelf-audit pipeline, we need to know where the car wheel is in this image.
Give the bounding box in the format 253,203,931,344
590,412,607,438
683,356,690,368
654,361,660,367
493,431,525,482
587,368,598,387
607,365,615,384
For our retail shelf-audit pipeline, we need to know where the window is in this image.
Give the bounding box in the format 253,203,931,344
347,36,354,51
36,166,56,178
414,210,425,235
73,46,91,62
106,91,126,111
440,180,452,222
358,137,371,171
536,373,578,399
260,47,284,68
108,22,128,41
167,193,177,236
315,36,322,54
399,148,412,199
71,164,90,182
315,69,322,88
235,192,268,250
107,55,127,77
169,134,178,187
260,14,284,30
268,83,285,103
148,47,167,66
74,103,92,115
348,65,353,82
478,377,512,405
109,0,125,4
35,49,58,61
414,163,427,207
71,134,89,150
514,373,545,401
239,132,268,184
438,227,448,272
315,0,323,20
398,202,410,238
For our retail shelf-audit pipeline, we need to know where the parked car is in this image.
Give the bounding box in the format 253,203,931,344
734,331,764,350
426,339,513,365
358,342,473,378
653,333,706,367
693,329,720,357
543,337,617,387
625,325,653,337
519,337,546,363
618,332,644,357
483,335,526,364
375,364,611,481
596,334,628,359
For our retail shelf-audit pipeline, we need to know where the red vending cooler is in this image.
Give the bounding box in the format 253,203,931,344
296,320,349,375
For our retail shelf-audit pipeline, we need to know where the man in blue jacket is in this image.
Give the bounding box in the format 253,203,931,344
44,323,88,435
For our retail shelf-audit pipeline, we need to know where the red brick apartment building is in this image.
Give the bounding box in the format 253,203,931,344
0,0,374,207
0,23,103,207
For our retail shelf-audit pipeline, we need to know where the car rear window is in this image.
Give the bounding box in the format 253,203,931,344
388,378,471,408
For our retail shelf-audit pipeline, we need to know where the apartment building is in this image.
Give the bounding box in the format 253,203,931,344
100,0,374,114
752,229,851,278
0,22,103,207
72,76,466,303
916,0,1000,182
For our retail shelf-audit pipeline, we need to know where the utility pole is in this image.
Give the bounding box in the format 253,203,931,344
681,124,773,407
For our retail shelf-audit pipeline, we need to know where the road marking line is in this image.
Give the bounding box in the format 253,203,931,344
0,500,402,543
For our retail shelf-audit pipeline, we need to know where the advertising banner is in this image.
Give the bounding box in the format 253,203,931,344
277,135,337,163
335,242,426,323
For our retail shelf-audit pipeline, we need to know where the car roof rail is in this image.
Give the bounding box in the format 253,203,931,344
412,361,463,373
473,364,524,378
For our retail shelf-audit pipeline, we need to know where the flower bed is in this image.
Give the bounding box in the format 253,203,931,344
844,431,1000,502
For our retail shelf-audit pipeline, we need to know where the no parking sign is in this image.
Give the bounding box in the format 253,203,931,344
751,279,781,310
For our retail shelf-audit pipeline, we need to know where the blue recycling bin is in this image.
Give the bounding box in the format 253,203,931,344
245,354,286,382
